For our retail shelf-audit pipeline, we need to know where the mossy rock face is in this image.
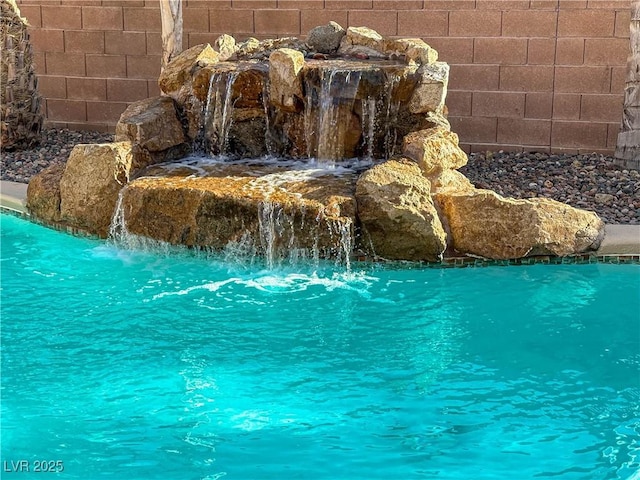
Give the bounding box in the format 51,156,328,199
1,0,43,151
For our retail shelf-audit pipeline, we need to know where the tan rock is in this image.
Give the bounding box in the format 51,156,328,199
408,62,449,114
436,189,605,259
338,26,386,58
236,37,308,60
59,142,134,237
215,34,236,61
158,43,219,96
402,126,468,174
26,163,65,223
115,96,186,152
427,168,475,195
119,161,357,262
355,159,447,262
385,38,438,65
235,37,261,58
269,48,305,112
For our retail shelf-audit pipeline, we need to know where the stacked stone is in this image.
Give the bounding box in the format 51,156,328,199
1,0,43,151
25,23,606,263
156,23,449,160
356,125,604,261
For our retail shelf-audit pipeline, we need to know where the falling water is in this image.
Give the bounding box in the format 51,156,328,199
382,75,402,159
108,188,128,243
361,96,377,161
108,187,171,252
199,70,239,156
257,200,282,269
306,69,363,164
327,217,353,270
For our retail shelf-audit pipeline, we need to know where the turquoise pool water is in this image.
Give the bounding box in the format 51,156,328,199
1,213,639,479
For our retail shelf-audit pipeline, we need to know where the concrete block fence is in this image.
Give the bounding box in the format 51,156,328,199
16,0,630,154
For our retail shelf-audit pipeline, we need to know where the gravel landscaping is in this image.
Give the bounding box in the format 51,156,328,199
1,128,638,225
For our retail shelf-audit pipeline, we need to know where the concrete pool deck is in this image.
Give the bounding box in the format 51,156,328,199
2,179,639,257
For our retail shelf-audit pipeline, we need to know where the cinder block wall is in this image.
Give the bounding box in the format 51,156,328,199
16,0,630,154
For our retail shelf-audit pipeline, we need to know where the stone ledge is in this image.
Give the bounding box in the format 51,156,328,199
596,224,640,256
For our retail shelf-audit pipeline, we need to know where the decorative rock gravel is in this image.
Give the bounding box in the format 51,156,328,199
2,129,638,225
2,129,113,184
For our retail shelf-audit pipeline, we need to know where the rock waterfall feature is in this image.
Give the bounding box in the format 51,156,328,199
26,24,605,263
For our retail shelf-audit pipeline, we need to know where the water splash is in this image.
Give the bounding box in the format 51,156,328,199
108,187,172,252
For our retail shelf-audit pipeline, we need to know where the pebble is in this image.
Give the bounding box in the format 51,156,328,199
1,129,638,225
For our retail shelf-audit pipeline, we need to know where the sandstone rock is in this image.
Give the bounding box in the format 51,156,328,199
270,110,308,157
237,37,308,60
215,34,237,61
315,106,362,160
385,38,438,65
427,168,475,195
59,142,134,237
227,117,268,157
269,48,305,112
436,189,605,259
235,37,261,58
120,162,357,261
158,43,219,96
115,96,186,152
408,62,449,114
338,26,386,58
402,126,468,174
355,159,447,262
423,111,451,131
131,142,191,172
26,163,65,223
307,22,346,54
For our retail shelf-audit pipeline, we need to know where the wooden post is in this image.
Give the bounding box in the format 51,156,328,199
615,0,640,168
159,0,183,71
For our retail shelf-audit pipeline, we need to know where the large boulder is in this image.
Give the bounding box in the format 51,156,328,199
269,48,305,112
59,142,134,237
119,162,357,262
115,96,186,153
436,189,605,259
158,43,219,97
402,126,468,174
26,163,65,223
355,159,447,262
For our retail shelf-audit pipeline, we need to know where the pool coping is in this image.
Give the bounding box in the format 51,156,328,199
2,179,639,261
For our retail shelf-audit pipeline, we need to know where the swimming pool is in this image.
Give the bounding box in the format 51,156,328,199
1,213,639,479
